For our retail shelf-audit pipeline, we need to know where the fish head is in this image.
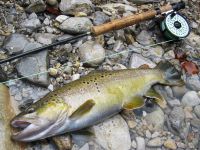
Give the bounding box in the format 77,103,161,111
11,96,70,142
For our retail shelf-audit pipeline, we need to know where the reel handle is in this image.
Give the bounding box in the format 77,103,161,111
91,2,185,36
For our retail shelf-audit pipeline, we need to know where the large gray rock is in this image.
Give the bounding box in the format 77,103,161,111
129,53,156,69
16,42,49,87
144,107,165,130
21,13,41,31
59,0,92,15
93,115,131,150
59,17,92,34
181,91,200,107
79,40,105,67
3,33,29,55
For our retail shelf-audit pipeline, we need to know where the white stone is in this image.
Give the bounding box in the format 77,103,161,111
93,115,131,150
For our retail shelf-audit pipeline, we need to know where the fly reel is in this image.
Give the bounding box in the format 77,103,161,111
161,11,190,40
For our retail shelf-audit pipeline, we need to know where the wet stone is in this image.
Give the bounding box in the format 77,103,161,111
3,33,29,55
194,105,200,119
136,137,145,150
163,139,177,150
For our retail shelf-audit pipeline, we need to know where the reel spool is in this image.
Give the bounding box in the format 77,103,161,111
160,12,190,40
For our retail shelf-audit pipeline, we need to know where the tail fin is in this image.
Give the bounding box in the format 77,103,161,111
156,61,184,86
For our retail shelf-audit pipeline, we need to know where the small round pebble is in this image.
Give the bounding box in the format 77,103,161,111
164,139,177,150
49,68,58,77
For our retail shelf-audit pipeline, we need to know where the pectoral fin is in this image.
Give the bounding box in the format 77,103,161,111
123,96,145,110
145,88,167,108
69,99,95,119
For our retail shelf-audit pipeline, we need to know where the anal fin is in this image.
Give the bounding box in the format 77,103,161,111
145,88,167,108
123,96,145,110
69,99,95,119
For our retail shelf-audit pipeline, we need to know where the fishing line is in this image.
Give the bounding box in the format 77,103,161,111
0,39,179,85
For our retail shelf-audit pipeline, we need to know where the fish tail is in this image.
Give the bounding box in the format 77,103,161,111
156,61,184,86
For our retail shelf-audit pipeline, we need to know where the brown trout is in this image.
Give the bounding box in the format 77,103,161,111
11,62,183,142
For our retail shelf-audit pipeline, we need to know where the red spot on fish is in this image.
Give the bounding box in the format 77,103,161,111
181,61,199,75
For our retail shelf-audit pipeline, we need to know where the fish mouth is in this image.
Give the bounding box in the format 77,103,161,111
11,120,31,129
11,119,40,142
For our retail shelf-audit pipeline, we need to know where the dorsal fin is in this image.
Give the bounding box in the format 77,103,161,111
69,99,95,119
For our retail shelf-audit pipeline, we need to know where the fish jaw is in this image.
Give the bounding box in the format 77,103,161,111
11,117,52,142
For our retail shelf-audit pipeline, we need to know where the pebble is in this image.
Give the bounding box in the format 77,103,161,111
3,33,29,55
144,107,165,130
46,0,58,6
185,75,200,91
145,130,152,138
79,143,89,150
142,46,164,63
147,137,163,148
52,134,72,150
78,41,105,67
136,30,154,46
72,74,80,81
21,13,41,31
163,139,177,150
25,0,46,13
59,17,92,34
169,107,185,133
93,11,110,25
181,91,200,107
93,115,131,150
163,50,175,60
55,15,69,23
59,0,92,15
48,68,58,77
35,33,57,45
129,53,156,69
136,137,145,150
131,140,137,149
194,105,200,118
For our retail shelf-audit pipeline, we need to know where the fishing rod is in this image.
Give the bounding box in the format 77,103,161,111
0,1,190,65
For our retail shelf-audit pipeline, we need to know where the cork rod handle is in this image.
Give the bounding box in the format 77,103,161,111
91,4,172,36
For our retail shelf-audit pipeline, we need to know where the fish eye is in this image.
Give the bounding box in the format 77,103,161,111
26,108,35,113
